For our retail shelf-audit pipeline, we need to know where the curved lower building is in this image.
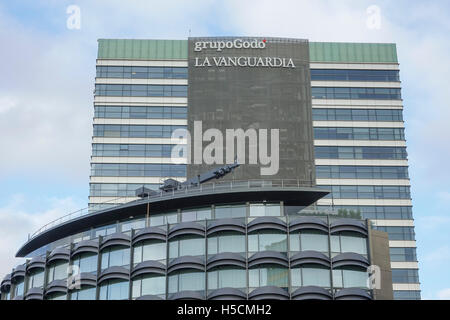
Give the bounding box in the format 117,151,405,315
1,180,393,300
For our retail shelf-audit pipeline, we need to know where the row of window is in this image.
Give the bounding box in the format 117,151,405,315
310,69,400,82
316,165,409,180
90,183,159,197
315,146,408,160
314,127,405,141
94,106,404,122
7,240,418,300
311,87,401,100
6,228,370,300
90,163,186,177
96,67,399,82
312,108,403,122
316,206,413,220
95,84,188,97
94,85,400,100
392,269,420,283
96,66,188,79
374,226,416,241
93,124,186,138
94,106,187,119
393,290,421,300
390,247,417,262
320,185,411,199
92,144,175,158
7,265,370,300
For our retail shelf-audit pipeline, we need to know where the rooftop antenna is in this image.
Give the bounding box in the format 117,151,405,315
189,29,191,37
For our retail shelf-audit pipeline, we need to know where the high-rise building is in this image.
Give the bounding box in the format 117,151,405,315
89,38,419,299
1,37,419,301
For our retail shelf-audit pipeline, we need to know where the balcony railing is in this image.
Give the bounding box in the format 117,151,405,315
28,179,319,240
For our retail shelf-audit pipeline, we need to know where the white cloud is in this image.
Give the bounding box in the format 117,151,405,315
437,288,450,300
0,195,84,276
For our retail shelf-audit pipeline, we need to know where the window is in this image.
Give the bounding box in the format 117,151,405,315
95,84,188,97
133,240,166,265
333,267,369,288
99,280,129,300
312,108,403,122
27,269,44,289
100,246,130,270
207,231,245,255
331,232,367,256
374,226,416,241
393,290,421,300
96,66,188,79
315,146,408,160
93,124,186,139
121,218,146,233
390,248,417,262
249,203,281,217
169,235,205,259
392,269,420,283
311,69,400,82
316,166,409,179
317,205,413,220
132,274,166,298
149,211,178,226
92,143,177,158
289,230,329,253
291,265,331,287
71,253,98,274
69,286,96,300
168,270,205,293
249,265,288,288
91,163,186,177
311,87,401,100
94,106,187,120
94,224,117,237
45,292,66,300
215,204,247,219
320,185,411,199
181,207,212,222
47,261,68,283
13,279,24,297
207,267,246,290
314,127,405,141
248,230,287,252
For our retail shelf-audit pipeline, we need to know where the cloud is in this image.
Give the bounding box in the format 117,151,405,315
0,194,84,276
437,288,450,300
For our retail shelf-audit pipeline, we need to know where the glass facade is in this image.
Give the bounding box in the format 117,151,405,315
3,203,375,300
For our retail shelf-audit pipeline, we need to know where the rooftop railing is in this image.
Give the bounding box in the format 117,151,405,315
28,179,319,240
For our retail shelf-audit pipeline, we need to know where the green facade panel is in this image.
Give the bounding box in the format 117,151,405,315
309,42,398,63
97,39,397,63
97,39,188,60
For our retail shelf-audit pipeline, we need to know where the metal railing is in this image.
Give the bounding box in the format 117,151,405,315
28,179,317,241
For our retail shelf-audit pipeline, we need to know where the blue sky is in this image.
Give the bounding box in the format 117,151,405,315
0,0,449,299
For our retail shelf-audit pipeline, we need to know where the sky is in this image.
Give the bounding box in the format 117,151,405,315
0,0,449,299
